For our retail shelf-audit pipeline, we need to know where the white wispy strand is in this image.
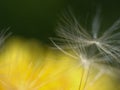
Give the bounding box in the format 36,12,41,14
92,7,101,39
0,27,11,45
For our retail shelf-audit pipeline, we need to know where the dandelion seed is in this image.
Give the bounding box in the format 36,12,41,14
50,8,120,89
51,7,120,68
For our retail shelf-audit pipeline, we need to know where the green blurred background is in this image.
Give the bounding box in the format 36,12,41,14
0,0,119,44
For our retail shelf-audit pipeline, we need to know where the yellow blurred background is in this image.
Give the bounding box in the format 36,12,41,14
0,37,119,90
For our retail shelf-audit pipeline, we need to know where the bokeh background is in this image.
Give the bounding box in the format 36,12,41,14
0,0,119,44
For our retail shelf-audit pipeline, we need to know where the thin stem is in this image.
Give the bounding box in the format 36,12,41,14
79,67,84,90
83,65,91,90
78,64,91,90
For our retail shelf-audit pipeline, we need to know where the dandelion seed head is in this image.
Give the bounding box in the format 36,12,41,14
50,8,120,87
51,8,120,68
